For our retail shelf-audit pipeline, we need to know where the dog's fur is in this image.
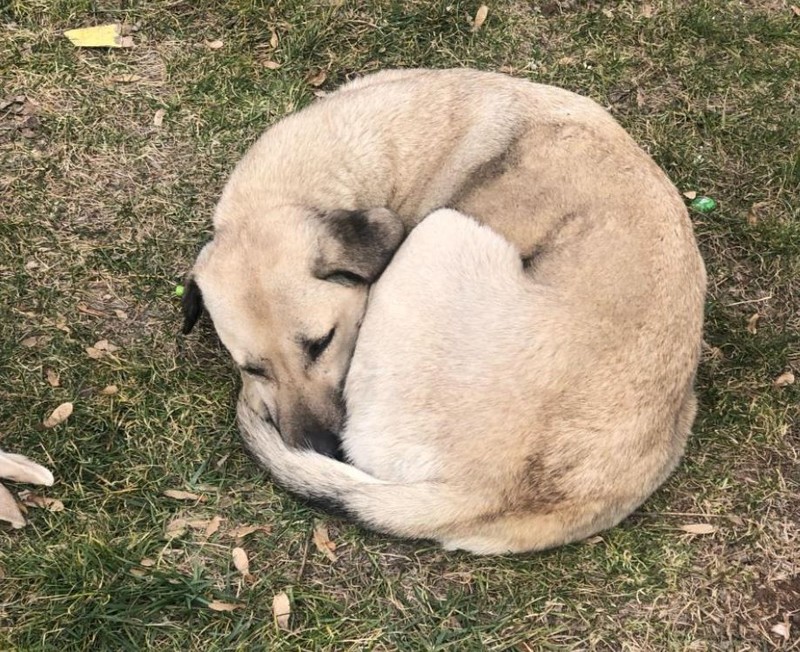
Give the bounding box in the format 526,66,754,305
183,68,706,552
184,68,705,457
237,208,701,553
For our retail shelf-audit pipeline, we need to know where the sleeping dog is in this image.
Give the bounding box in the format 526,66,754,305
183,69,706,553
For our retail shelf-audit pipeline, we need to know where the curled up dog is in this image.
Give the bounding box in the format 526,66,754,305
183,69,707,554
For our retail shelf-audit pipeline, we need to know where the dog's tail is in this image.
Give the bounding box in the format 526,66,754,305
237,402,483,541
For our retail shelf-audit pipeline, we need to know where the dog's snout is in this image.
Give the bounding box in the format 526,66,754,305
301,428,344,460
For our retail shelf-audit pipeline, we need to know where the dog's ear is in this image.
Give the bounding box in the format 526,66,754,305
314,207,405,284
182,277,204,334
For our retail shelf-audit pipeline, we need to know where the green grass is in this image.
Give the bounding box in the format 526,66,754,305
1,0,798,649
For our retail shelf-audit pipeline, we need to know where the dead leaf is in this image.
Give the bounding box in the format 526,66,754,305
306,70,327,87
747,201,768,226
208,600,243,612
771,622,791,639
472,5,489,31
228,524,272,541
43,402,73,428
111,74,142,83
85,347,104,359
792,6,800,17
602,8,614,18
635,88,646,108
45,369,60,387
153,109,165,127
94,339,119,352
22,335,48,347
679,523,716,535
205,515,222,537
64,23,130,48
163,489,205,502
773,371,795,387
130,567,147,577
640,3,653,18
114,309,128,320
19,491,65,512
746,312,760,335
165,518,188,537
232,547,252,580
77,302,107,317
269,29,279,49
682,190,698,200
140,558,155,567
584,535,603,545
272,591,291,629
100,385,119,396
263,60,281,70
312,521,338,562
206,39,224,50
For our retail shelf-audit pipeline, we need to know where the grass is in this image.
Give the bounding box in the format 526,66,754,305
1,0,798,649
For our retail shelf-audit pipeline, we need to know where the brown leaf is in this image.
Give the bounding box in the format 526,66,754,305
272,591,291,629
306,70,327,87
312,521,338,562
165,517,188,537
45,369,60,387
584,535,604,545
140,558,155,567
228,524,272,541
112,74,142,83
94,339,119,352
263,60,281,70
640,2,653,18
100,385,119,396
747,201,768,226
19,491,65,512
206,39,224,50
153,108,165,127
22,335,48,347
85,347,104,359
773,371,795,387
771,622,791,639
472,5,489,31
77,302,107,317
232,547,252,580
130,567,147,577
119,35,134,48
682,190,697,200
679,523,716,535
163,489,205,502
269,29,279,49
43,402,73,428
746,312,760,335
114,309,128,320
208,600,243,612
204,515,223,537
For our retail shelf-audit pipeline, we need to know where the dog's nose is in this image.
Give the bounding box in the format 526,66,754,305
302,428,344,461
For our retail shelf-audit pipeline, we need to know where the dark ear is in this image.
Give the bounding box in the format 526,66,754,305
314,207,405,283
182,277,204,334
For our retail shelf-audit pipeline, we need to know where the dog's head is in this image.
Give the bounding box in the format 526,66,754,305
183,204,405,456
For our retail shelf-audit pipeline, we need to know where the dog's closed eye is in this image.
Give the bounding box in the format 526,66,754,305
324,270,365,287
242,364,271,380
303,327,336,363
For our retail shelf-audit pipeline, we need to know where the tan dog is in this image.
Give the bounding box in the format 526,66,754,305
183,68,706,461
237,208,702,553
